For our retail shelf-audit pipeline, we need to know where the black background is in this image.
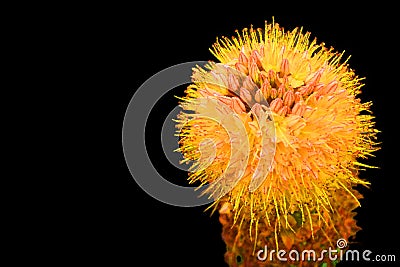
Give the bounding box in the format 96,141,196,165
91,3,399,266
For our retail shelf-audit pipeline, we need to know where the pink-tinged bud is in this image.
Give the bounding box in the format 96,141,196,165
298,84,313,96
251,50,262,67
291,102,300,114
259,70,268,82
298,85,307,95
313,83,325,93
228,73,240,93
259,44,265,57
307,85,315,95
283,90,295,108
239,87,253,104
231,97,246,113
306,68,324,85
270,98,283,112
268,69,276,86
277,84,285,98
211,71,222,84
323,80,339,95
254,89,266,103
243,76,256,91
277,106,288,116
281,76,289,87
238,51,248,66
292,102,306,116
270,88,278,99
235,62,248,75
261,82,271,99
279,58,290,77
251,103,263,118
218,96,232,106
294,92,303,103
249,62,259,83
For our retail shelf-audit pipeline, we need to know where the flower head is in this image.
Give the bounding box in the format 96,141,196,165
176,19,379,265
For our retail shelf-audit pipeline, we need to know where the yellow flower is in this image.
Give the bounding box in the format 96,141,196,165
176,19,379,265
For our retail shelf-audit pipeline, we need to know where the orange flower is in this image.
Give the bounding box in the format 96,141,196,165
176,19,379,266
